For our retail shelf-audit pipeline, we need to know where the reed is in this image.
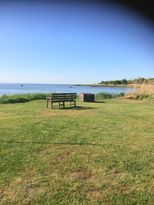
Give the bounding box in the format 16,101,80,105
124,82,154,100
95,92,124,101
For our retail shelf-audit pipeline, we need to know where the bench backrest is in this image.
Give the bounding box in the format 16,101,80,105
51,93,77,100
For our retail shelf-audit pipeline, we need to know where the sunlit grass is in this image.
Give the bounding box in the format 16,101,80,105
0,99,154,204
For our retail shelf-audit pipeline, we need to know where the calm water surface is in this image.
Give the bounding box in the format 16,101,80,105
0,83,132,96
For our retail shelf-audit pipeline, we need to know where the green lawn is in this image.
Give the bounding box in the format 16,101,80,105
0,99,154,204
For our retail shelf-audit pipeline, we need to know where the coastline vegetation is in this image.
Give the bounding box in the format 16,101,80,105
0,82,153,105
99,77,154,86
0,92,127,104
95,92,124,100
83,77,154,100
77,77,154,87
0,78,153,104
0,93,50,104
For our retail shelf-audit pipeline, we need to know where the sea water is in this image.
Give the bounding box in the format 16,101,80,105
0,83,132,96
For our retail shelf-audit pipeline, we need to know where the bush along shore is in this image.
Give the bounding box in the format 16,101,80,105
95,92,124,100
0,93,50,104
0,92,126,104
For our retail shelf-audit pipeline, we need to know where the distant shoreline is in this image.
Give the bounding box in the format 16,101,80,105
75,83,154,88
75,84,134,88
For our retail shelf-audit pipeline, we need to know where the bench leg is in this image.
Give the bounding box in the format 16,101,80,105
47,100,48,108
51,102,53,109
63,101,65,109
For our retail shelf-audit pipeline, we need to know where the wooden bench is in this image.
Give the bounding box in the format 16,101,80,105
46,93,77,108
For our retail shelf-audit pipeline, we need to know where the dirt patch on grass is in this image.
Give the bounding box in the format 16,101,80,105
90,190,102,199
150,185,154,195
70,170,92,181
56,150,73,162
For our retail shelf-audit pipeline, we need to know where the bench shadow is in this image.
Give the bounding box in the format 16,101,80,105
94,101,106,103
52,105,96,110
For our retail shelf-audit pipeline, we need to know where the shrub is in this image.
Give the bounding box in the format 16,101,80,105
95,92,124,101
0,93,52,104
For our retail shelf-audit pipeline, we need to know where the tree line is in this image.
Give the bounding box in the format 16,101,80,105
99,77,154,85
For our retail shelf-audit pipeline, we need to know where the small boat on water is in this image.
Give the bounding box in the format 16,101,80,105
20,84,24,87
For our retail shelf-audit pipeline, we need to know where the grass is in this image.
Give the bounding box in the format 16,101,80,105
0,98,154,204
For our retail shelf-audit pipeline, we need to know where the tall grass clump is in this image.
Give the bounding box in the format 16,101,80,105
124,82,154,100
0,93,52,104
95,92,124,101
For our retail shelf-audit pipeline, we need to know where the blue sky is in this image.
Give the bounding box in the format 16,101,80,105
0,2,153,84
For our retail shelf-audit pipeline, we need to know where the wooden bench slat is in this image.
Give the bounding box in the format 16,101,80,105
46,93,77,109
